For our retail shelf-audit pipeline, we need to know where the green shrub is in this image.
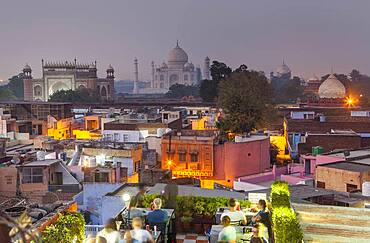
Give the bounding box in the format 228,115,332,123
272,207,303,243
42,212,85,243
270,181,303,243
270,181,291,208
142,194,250,217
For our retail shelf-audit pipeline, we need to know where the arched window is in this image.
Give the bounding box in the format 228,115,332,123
101,86,107,96
34,85,42,96
107,85,110,94
78,85,86,90
184,74,188,81
169,74,179,87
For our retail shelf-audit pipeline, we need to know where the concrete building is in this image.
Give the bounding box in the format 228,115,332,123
0,101,72,137
23,60,115,101
214,135,271,187
316,160,370,193
161,130,216,179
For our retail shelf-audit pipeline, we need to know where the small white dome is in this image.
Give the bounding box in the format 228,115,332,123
168,42,188,65
161,62,168,69
318,74,346,98
23,64,31,71
184,62,194,69
107,64,114,70
276,63,291,76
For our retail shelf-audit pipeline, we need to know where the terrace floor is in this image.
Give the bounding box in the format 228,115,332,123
176,233,208,243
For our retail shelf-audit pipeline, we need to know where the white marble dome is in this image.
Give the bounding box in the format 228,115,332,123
168,42,188,65
318,74,346,98
276,63,291,76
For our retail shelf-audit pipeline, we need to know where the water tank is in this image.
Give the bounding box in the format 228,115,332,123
319,115,326,122
362,181,370,197
36,151,46,160
157,128,165,137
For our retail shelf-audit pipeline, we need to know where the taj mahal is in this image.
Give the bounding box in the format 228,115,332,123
137,41,210,94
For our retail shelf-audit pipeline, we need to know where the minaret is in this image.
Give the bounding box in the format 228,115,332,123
151,61,155,88
203,56,210,80
133,58,139,94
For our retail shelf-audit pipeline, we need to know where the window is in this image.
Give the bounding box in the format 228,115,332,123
22,167,43,184
179,153,186,162
160,75,164,81
191,74,194,81
184,74,188,81
123,134,129,142
346,183,358,192
316,181,325,188
191,153,198,162
114,133,120,141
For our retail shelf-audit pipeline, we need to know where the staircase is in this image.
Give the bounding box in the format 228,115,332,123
293,203,370,243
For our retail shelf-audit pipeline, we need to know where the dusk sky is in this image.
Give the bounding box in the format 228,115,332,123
1,0,370,82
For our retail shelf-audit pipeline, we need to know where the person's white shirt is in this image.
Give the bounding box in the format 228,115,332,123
96,228,122,243
220,211,246,224
218,225,237,242
130,228,153,242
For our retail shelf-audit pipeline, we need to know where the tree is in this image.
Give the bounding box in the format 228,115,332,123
349,69,361,82
0,87,16,101
199,61,232,102
165,84,199,98
6,73,25,99
217,70,273,134
49,88,100,103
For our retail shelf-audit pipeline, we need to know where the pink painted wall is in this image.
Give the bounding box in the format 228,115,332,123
301,154,345,175
214,137,270,182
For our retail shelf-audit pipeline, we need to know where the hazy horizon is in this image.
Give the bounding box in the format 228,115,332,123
1,0,370,82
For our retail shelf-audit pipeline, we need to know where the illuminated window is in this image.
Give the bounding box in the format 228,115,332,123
179,153,186,162
191,153,198,162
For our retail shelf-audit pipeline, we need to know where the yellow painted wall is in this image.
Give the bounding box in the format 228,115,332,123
72,130,101,140
192,117,207,130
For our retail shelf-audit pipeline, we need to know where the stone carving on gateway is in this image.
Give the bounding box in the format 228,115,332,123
23,59,115,101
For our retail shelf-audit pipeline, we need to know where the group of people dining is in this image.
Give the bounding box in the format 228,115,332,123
218,198,272,243
85,196,170,243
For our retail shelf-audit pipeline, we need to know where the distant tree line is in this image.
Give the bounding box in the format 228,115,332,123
0,73,25,101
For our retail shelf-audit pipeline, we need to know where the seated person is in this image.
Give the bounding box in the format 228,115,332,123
220,198,247,225
147,198,169,223
218,215,236,243
96,218,121,243
129,217,154,243
130,183,146,208
250,223,268,243
251,199,272,241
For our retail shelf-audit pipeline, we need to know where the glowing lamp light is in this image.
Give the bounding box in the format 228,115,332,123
167,160,172,166
345,96,356,107
122,193,131,203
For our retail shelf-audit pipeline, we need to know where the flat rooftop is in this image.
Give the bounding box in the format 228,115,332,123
319,161,370,172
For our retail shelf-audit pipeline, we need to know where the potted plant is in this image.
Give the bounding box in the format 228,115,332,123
193,197,206,234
